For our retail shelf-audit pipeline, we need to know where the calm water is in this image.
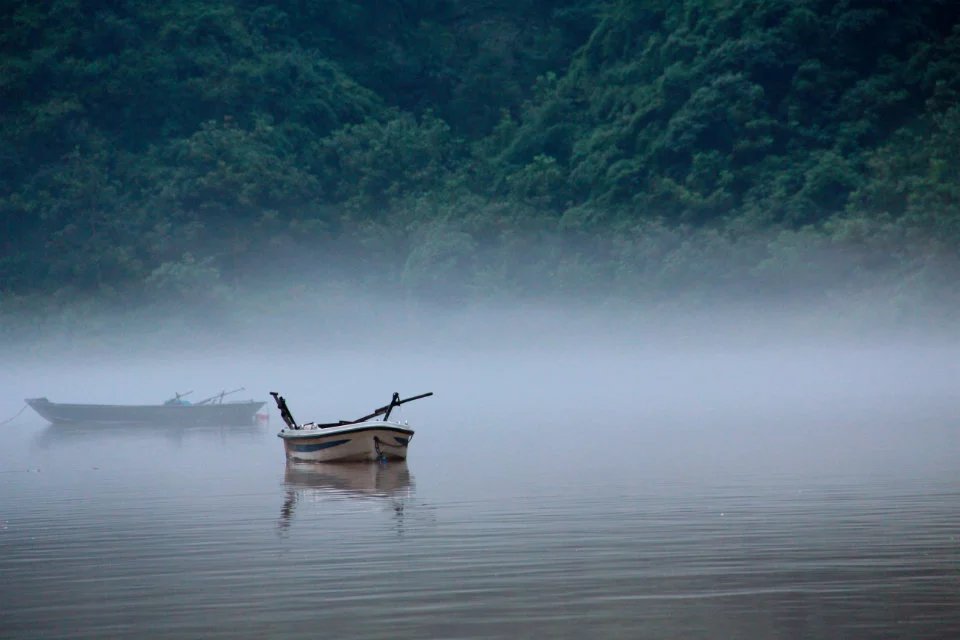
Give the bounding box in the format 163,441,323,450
1,348,959,639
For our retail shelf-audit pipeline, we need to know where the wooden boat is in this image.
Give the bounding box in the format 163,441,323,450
272,391,432,462
25,389,266,426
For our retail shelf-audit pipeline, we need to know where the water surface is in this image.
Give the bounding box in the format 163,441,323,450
1,347,958,639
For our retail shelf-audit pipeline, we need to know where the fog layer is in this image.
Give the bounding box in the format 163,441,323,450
3,300,957,486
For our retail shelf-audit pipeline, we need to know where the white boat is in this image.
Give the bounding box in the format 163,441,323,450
270,391,432,463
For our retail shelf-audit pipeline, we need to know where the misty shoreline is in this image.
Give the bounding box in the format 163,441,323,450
3,289,959,364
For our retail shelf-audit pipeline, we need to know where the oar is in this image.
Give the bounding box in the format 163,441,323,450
196,387,245,405
270,392,298,429
165,390,193,405
352,391,434,423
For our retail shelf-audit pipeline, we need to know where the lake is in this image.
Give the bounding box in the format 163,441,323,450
1,343,958,638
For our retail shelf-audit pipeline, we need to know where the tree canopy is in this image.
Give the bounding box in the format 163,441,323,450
2,0,959,320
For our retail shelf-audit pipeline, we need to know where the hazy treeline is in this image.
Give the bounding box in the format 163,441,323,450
2,0,959,327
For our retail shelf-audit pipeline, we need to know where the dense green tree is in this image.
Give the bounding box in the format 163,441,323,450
1,0,959,323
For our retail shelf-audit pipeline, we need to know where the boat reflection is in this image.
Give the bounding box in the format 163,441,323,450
285,460,414,495
278,461,415,531
32,422,265,449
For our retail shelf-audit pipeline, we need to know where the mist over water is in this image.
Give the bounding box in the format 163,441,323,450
1,301,958,638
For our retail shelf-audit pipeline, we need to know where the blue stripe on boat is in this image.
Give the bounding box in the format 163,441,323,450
290,439,351,452
394,437,409,446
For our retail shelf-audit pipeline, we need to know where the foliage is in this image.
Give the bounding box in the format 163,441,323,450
1,0,959,324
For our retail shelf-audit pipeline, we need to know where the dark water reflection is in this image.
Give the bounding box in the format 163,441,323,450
1,413,958,640
279,462,414,532
32,422,266,449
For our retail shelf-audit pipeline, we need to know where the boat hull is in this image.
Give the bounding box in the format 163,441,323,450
25,397,266,426
278,421,414,462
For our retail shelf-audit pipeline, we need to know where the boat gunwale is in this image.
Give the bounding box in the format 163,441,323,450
277,421,414,440
26,398,265,410
25,397,266,426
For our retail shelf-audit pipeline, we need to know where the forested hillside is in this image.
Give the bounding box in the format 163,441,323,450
2,0,959,321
